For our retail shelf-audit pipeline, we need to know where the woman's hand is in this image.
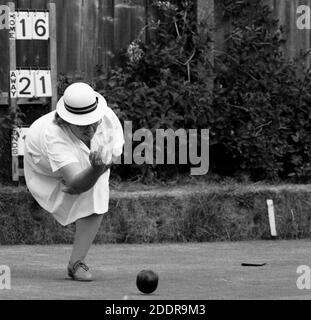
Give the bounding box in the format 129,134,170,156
61,178,79,195
59,147,112,195
89,145,112,170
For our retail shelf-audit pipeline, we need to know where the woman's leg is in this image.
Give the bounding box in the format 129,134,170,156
69,214,104,265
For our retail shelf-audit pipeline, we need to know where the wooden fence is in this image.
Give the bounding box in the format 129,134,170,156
1,0,311,100
0,0,146,97
214,0,311,64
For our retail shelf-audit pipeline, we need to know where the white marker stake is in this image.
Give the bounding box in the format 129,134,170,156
267,199,277,237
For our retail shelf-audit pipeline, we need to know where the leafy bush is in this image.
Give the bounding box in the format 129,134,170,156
99,0,311,183
212,0,311,181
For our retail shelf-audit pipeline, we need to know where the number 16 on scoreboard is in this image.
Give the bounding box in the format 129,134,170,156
15,11,49,40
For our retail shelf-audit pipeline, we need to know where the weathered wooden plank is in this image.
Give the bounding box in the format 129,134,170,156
98,0,114,72
8,1,17,112
145,0,154,44
55,0,67,76
130,0,145,42
213,0,229,52
114,0,132,52
48,0,57,109
0,0,9,95
0,93,9,106
8,1,19,182
80,0,99,81
63,0,83,80
198,0,214,92
198,0,214,60
285,0,296,59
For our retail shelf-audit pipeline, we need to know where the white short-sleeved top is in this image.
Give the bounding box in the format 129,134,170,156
24,108,124,226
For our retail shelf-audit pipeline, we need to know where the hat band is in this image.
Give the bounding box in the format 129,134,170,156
64,97,98,115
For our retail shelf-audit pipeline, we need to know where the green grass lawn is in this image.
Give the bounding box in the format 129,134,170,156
0,240,311,300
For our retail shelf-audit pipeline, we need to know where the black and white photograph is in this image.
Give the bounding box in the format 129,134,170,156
1,0,311,310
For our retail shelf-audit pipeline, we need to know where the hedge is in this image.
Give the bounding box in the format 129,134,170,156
1,183,311,245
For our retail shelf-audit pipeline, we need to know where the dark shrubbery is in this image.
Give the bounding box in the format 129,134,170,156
213,0,311,181
2,0,311,185
100,0,311,182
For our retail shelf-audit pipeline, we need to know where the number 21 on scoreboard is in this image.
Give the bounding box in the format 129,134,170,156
10,70,52,98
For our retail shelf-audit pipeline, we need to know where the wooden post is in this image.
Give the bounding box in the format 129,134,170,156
8,1,17,114
8,2,19,182
48,1,58,110
99,0,114,73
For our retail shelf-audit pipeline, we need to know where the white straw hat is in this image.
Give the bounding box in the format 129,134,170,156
56,82,107,126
